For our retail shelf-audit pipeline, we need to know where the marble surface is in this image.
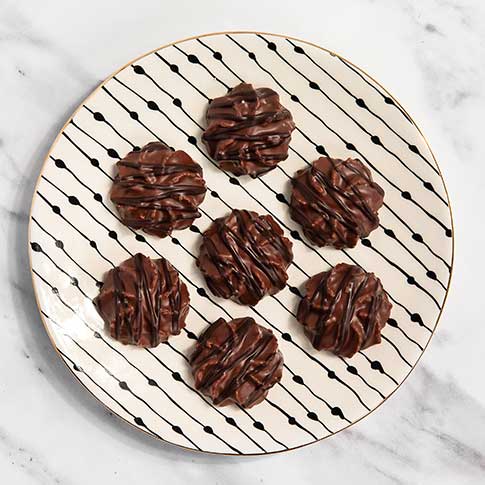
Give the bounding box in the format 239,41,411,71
1,0,483,483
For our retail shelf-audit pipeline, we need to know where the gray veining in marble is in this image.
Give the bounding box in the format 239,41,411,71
1,0,484,483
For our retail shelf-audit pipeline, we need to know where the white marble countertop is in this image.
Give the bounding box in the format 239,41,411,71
1,0,484,483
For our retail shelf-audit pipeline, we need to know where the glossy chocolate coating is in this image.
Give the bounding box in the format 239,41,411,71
190,317,283,408
290,157,384,249
93,253,189,347
111,142,206,237
297,263,391,357
202,83,295,177
197,209,293,305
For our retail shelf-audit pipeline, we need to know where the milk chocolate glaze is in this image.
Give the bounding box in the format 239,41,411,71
297,263,391,358
94,253,189,347
190,317,283,408
202,83,295,177
111,142,207,237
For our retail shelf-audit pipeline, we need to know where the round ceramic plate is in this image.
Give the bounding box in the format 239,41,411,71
29,32,453,455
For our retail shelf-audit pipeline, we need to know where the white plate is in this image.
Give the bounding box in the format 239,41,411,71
29,32,454,455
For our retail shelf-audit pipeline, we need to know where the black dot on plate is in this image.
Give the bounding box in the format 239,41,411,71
89,240,97,248
210,190,219,198
387,318,398,327
423,181,434,191
290,94,300,102
327,371,336,379
288,417,297,425
197,287,207,297
119,381,129,390
52,206,61,215
90,158,99,167
51,287,59,295
371,135,381,145
94,331,101,338
347,366,358,375
135,234,146,242
170,64,179,73
292,375,304,384
411,313,423,325
96,281,103,288
309,81,319,90
133,146,140,152
407,276,415,285
93,193,102,202
71,277,78,286
187,54,199,63
426,270,437,280
226,417,236,426
412,233,423,243
30,242,42,252
73,364,82,372
134,417,145,427
307,412,318,421
401,191,411,200
276,193,287,204
147,101,158,111
54,158,66,169
289,286,302,297
107,148,119,159
108,231,117,239
68,196,79,205
187,136,197,145
294,45,304,54
93,112,105,122
186,331,198,340
361,238,371,247
190,225,200,233
331,407,344,418
290,230,301,240
408,144,419,154
229,177,240,185
445,229,452,237
356,98,366,108
133,65,145,74
346,143,356,151
253,421,264,430
172,372,182,381
172,425,183,434
281,333,292,342
384,228,395,238
248,52,256,60
172,98,182,107
316,145,326,155
213,52,222,61
385,97,395,105
171,238,180,245
371,361,384,373
267,42,277,51
129,111,139,120
203,426,214,434
55,240,64,249
148,378,157,386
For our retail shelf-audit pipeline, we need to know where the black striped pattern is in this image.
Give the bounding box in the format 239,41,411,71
29,32,453,455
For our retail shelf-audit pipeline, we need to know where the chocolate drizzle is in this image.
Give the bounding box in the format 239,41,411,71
94,253,189,347
202,83,295,177
290,157,384,248
297,263,391,358
190,317,283,408
111,142,206,237
197,209,293,305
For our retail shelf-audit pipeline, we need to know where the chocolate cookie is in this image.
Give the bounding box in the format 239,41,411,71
110,142,207,238
93,253,190,347
197,209,293,305
296,263,391,357
290,157,384,249
202,83,295,177
190,317,283,408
